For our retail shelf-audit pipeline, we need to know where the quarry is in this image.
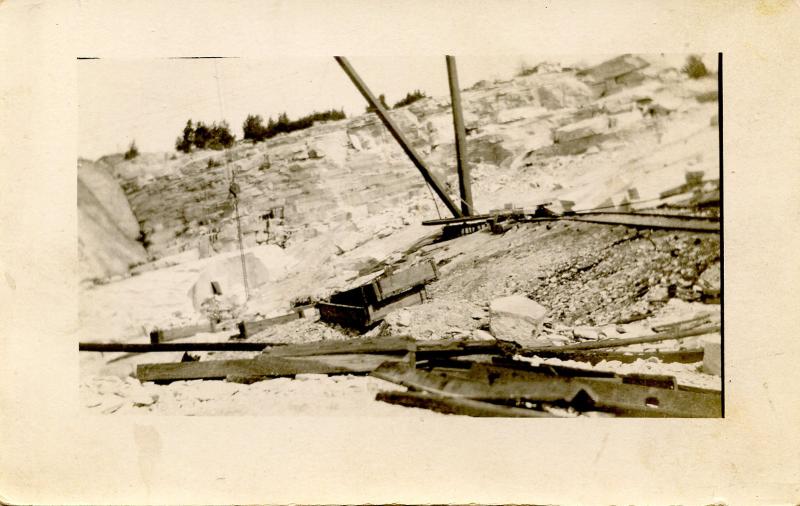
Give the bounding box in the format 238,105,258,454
78,54,722,417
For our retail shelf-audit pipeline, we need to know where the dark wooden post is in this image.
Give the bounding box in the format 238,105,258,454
446,55,474,216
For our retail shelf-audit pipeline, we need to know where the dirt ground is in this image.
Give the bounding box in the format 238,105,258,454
80,219,721,416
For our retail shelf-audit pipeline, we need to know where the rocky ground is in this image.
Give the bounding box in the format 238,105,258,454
80,219,721,416
79,54,722,416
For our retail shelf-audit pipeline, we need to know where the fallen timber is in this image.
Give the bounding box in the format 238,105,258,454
137,353,402,383
376,390,557,418
135,336,509,383
527,347,705,365
79,341,282,353
423,210,719,234
146,304,316,344
318,260,437,329
518,323,720,355
562,212,719,232
372,361,721,418
83,334,505,357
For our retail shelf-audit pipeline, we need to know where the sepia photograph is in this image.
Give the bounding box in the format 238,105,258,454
78,53,723,418
5,0,800,503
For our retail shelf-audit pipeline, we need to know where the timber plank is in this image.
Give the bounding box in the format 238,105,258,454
375,260,437,300
317,301,371,328
137,353,401,383
150,322,216,343
238,312,302,337
529,348,705,364
371,362,720,417
375,391,555,417
259,335,415,358
519,324,721,354
368,287,426,323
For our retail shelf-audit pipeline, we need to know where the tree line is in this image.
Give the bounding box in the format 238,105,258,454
174,88,428,152
242,109,346,143
175,120,236,153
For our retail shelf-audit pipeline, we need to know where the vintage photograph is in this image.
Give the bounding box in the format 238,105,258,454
78,53,722,417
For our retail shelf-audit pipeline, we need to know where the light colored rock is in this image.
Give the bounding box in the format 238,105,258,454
572,327,600,340
188,252,271,311
489,295,548,345
646,286,670,303
698,261,721,298
581,54,650,83
553,115,609,143
472,329,496,342
395,309,412,327
78,177,147,281
701,334,721,376
131,393,157,406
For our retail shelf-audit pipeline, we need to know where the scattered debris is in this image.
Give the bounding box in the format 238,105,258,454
79,53,722,417
318,260,437,329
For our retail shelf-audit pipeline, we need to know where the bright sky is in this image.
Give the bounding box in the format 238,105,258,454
78,54,703,159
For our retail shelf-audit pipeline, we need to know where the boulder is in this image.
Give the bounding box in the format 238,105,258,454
701,334,722,376
187,252,271,311
489,295,548,345
698,261,721,300
554,115,609,143
580,54,650,83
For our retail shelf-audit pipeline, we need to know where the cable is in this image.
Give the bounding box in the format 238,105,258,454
425,182,442,219
214,60,250,302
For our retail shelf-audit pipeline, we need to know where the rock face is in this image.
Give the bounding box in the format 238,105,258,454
489,295,548,345
78,159,147,281
81,54,719,273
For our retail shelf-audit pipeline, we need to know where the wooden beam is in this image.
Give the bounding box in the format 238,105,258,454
374,260,437,300
334,56,462,218
446,55,474,216
367,287,426,323
317,301,371,328
375,390,554,417
137,353,401,383
372,362,721,417
149,322,217,344
260,335,415,358
529,348,705,365
519,324,720,354
79,341,280,353
238,311,302,338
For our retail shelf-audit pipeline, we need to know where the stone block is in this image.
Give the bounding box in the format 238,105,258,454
489,295,548,345
701,335,721,376
554,115,609,143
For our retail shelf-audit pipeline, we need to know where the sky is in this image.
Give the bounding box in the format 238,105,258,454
77,54,703,160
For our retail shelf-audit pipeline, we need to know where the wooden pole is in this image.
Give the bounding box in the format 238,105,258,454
446,55,473,216
334,56,463,218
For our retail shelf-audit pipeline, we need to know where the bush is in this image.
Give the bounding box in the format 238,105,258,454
393,89,426,109
243,114,268,142
516,61,537,77
682,55,709,79
123,140,139,160
366,94,389,113
175,119,235,152
175,120,194,153
207,121,235,150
